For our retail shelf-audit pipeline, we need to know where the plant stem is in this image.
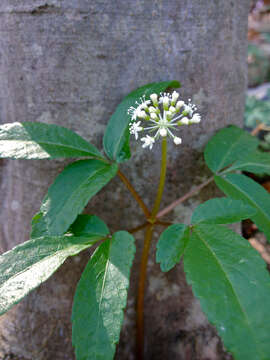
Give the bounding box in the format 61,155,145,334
136,224,154,360
151,138,168,219
128,222,149,234
118,169,151,218
157,175,214,219
136,138,167,359
128,220,172,235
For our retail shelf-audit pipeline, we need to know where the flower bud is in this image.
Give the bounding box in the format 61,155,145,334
190,113,201,123
149,106,160,114
171,91,179,105
144,106,150,113
150,112,158,121
176,100,184,112
169,106,176,114
166,110,173,120
138,110,148,119
180,117,189,125
159,128,167,137
173,136,182,145
150,93,158,106
162,96,170,110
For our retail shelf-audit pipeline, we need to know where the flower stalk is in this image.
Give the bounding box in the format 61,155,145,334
151,138,168,219
136,224,154,360
126,90,201,359
136,137,167,360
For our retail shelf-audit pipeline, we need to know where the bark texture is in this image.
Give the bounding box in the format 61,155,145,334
0,1,250,359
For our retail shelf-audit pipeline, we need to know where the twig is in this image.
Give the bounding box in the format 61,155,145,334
249,237,270,264
157,176,214,219
118,169,151,218
251,123,267,136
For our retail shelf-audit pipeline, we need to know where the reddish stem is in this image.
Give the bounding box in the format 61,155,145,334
157,176,214,218
118,169,151,218
136,225,154,360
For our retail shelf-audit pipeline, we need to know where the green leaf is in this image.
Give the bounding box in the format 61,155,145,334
72,231,135,360
204,126,258,173
224,150,270,176
0,122,103,159
184,224,270,360
0,234,104,315
215,173,270,241
31,213,110,239
156,224,190,272
40,159,118,236
191,198,257,225
103,80,180,162
31,212,48,238
68,214,109,237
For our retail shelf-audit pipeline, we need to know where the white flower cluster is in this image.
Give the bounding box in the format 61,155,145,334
127,91,201,149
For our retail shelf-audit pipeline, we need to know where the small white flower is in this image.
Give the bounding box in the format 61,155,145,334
149,106,157,113
150,112,159,121
190,113,201,123
169,106,176,113
184,99,197,116
171,91,179,104
184,105,192,115
138,110,148,119
176,100,185,111
141,135,155,149
127,95,151,120
180,117,189,125
166,110,173,119
150,93,158,106
159,128,167,137
173,136,182,145
129,121,143,140
140,102,150,110
162,96,170,110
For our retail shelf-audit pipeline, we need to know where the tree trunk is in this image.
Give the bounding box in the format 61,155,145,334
0,1,250,359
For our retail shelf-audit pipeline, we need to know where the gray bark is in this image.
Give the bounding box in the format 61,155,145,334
0,1,250,359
